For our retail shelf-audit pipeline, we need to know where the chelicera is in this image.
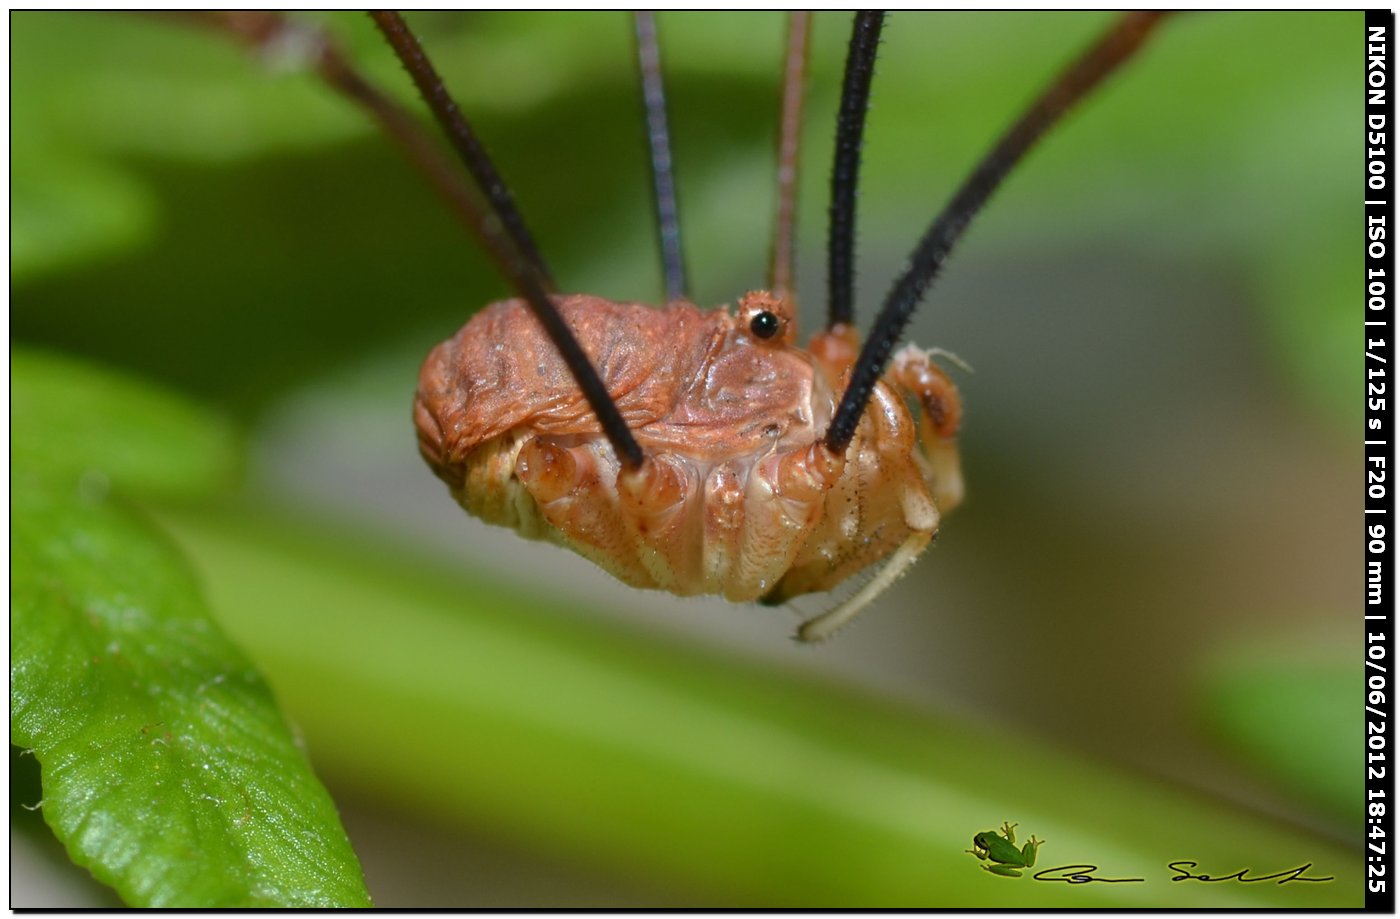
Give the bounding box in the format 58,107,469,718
208,12,1170,641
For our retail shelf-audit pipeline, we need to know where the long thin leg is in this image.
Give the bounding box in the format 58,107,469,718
370,11,555,292
634,11,688,304
826,11,885,330
371,11,644,470
173,12,528,304
768,11,812,304
825,12,1171,454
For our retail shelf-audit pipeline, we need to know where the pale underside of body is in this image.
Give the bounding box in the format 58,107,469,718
414,291,964,640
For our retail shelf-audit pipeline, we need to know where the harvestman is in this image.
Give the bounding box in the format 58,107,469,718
200,12,1170,640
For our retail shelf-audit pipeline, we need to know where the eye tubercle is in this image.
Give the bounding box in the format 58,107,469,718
738,290,796,346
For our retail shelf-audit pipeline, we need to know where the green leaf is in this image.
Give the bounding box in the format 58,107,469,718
10,139,157,285
10,12,367,165
12,348,240,498
11,484,371,907
11,351,370,907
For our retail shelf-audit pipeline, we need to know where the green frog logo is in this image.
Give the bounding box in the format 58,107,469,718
966,822,1044,877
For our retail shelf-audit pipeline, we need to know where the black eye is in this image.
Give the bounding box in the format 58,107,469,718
749,310,780,340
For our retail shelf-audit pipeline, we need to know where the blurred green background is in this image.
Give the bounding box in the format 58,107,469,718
12,11,1361,907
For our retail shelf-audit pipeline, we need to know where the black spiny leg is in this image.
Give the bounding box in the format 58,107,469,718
826,11,885,331
370,11,555,292
825,12,1171,454
371,11,644,470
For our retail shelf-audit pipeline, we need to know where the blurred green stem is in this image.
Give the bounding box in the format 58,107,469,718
159,504,1359,907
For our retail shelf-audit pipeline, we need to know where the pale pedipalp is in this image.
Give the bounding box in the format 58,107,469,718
795,530,934,643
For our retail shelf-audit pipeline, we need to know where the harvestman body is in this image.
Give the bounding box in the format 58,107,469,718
415,292,963,632
293,11,1167,641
